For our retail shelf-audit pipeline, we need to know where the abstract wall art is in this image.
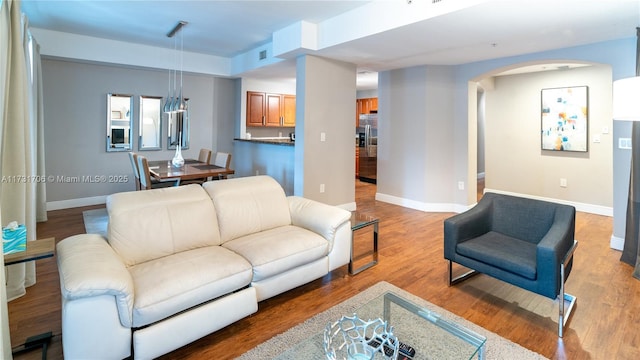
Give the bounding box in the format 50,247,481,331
541,86,588,152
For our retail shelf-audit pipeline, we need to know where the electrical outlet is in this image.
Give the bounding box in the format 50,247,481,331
619,138,632,149
320,184,325,193
255,170,259,176
458,181,464,190
560,178,567,188
320,132,326,142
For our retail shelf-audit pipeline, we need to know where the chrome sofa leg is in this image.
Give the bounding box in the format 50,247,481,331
448,260,479,286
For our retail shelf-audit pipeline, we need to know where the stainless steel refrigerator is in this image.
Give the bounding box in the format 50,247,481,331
357,113,377,184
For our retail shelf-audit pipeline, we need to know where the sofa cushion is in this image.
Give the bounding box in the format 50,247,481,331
107,185,221,266
222,225,328,282
128,246,253,327
203,176,291,244
456,231,537,280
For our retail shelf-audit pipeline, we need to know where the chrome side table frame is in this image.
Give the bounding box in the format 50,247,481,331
349,212,379,275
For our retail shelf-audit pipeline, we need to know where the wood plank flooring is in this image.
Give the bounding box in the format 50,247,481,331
8,182,640,359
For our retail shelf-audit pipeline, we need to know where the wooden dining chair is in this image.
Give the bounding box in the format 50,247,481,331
181,148,214,185
213,152,232,180
128,152,141,190
198,148,212,164
137,155,181,190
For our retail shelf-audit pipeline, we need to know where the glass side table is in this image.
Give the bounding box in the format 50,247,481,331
349,212,379,275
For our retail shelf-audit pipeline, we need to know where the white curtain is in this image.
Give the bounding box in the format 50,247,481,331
0,0,13,357
2,0,46,302
25,13,47,225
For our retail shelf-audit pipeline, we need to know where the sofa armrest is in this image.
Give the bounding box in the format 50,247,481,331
536,205,576,298
287,196,351,252
443,195,493,260
57,234,134,328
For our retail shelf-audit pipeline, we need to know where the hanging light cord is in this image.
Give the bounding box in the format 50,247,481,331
164,21,188,113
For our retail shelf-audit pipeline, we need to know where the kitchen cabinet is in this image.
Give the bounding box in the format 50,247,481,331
247,91,266,127
247,91,296,127
356,97,377,126
282,95,296,127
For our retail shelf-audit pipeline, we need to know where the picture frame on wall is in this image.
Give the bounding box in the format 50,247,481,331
541,85,588,152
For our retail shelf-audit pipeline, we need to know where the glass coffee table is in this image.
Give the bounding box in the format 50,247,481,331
276,291,486,359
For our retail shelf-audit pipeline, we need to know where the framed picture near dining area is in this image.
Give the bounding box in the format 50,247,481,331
541,85,588,152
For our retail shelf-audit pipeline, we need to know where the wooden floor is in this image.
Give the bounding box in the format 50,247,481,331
8,181,640,359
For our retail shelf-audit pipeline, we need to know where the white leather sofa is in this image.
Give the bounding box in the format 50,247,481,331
56,175,352,359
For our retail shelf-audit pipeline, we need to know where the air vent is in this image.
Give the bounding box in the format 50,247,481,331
259,50,267,60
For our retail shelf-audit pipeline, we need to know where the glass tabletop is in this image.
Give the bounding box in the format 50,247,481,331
351,212,378,231
275,291,486,359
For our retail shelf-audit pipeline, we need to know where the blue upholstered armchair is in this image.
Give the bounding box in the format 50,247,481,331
444,192,577,337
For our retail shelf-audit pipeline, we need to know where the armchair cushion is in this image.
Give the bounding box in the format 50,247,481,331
456,231,537,280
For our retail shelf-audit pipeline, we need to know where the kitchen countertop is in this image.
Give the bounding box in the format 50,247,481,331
234,137,294,146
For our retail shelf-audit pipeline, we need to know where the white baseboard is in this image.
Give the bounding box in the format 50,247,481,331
375,192,473,214
483,188,613,217
374,188,613,218
47,195,107,211
610,235,624,251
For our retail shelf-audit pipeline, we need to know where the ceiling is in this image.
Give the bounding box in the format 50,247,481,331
20,0,640,88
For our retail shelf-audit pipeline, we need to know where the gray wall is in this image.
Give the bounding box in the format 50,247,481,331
42,59,235,207
295,55,356,207
377,65,456,210
455,38,635,247
374,38,632,247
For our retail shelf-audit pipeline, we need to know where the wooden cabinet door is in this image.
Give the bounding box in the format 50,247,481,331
370,97,378,112
282,95,296,127
247,91,265,126
265,93,282,126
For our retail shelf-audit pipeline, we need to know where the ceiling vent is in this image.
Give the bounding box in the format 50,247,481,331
259,50,267,60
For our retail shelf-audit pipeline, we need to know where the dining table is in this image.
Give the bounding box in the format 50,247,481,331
148,159,234,182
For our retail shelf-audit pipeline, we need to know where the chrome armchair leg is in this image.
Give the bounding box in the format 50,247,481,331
558,292,576,337
448,260,479,286
558,240,578,337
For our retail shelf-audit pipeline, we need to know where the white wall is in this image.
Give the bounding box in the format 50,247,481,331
42,59,235,208
484,65,613,211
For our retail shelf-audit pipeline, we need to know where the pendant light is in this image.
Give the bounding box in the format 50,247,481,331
163,21,188,114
